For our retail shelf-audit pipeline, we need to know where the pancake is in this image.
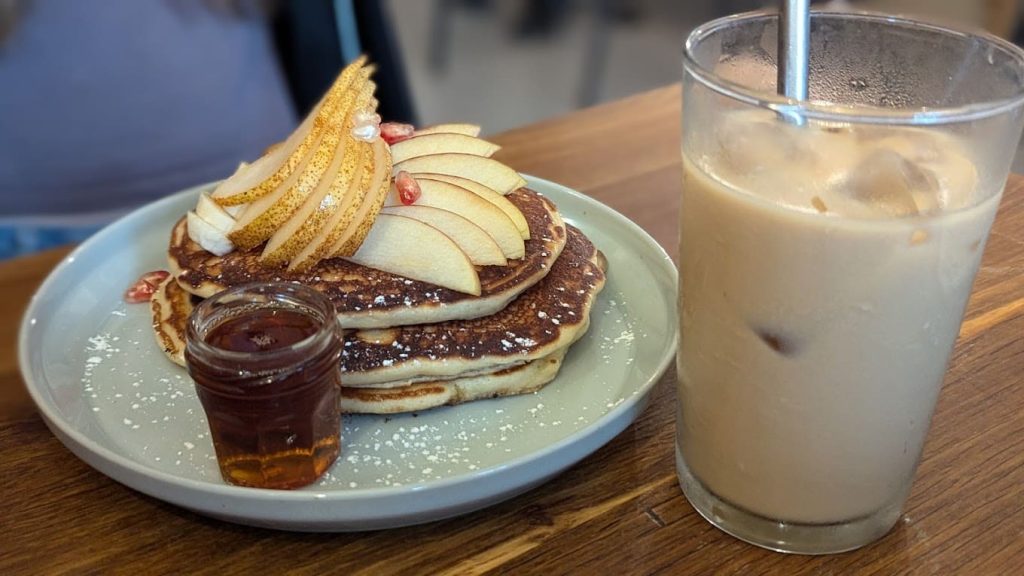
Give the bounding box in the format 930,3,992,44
154,223,602,389
151,277,574,414
339,225,605,385
151,275,193,366
151,279,577,414
151,235,598,409
153,225,605,383
339,348,568,414
169,188,567,329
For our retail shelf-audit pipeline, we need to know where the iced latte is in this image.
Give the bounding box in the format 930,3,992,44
678,11,1024,554
677,109,997,525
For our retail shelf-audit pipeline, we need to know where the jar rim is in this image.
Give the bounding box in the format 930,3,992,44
683,10,1024,125
186,281,339,364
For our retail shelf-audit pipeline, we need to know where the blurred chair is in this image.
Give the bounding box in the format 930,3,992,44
273,0,417,123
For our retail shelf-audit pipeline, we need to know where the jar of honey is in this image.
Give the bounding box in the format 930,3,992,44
185,282,343,489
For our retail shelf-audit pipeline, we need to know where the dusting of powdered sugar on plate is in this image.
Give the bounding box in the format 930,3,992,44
74,280,642,490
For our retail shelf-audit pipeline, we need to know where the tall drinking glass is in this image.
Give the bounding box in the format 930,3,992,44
677,12,1024,554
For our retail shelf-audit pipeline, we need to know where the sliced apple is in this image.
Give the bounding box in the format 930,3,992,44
229,77,375,249
195,192,235,232
415,123,481,137
187,211,234,256
290,138,391,270
383,178,524,259
414,173,529,239
211,56,369,206
394,153,526,195
381,205,506,266
345,214,481,295
390,133,499,164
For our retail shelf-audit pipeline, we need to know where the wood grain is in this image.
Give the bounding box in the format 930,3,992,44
3,84,1024,574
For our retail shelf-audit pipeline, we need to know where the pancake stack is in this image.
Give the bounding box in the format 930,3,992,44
150,57,606,414
154,188,606,413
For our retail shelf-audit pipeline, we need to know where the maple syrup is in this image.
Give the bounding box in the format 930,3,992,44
185,282,342,490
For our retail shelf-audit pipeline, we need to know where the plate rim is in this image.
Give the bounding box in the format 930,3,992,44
18,174,678,517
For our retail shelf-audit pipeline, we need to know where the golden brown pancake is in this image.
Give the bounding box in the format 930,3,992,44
339,226,605,385
151,225,606,411
168,188,567,329
151,279,575,414
338,349,567,414
150,276,194,366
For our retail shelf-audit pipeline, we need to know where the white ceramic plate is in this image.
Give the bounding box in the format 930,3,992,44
20,175,677,531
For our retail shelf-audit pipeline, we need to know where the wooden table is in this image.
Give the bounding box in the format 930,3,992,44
2,85,1023,574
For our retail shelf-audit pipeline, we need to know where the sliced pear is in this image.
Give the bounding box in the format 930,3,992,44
195,192,236,232
216,164,250,216
289,138,390,271
211,110,318,207
226,130,323,249
229,77,375,249
187,211,234,256
288,142,380,270
383,178,524,259
414,173,529,239
262,78,387,267
211,56,368,206
394,153,526,195
331,139,395,258
381,205,506,266
415,123,482,137
390,133,499,164
259,136,356,266
345,214,481,295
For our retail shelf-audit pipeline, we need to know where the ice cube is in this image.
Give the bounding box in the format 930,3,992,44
840,149,941,217
873,130,943,163
716,110,810,174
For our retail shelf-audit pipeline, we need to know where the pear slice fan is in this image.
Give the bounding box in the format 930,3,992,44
183,58,529,295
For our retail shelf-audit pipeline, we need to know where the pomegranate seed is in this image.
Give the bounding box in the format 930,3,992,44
380,122,415,145
396,171,421,205
125,270,170,303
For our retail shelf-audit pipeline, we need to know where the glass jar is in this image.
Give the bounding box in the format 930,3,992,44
185,282,343,490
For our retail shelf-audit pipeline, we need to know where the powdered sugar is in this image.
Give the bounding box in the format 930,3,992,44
58,221,654,502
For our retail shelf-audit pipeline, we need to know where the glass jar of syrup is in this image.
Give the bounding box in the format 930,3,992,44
185,282,342,490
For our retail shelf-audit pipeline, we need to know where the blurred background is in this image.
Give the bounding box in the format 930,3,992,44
391,0,1023,133
0,0,1021,259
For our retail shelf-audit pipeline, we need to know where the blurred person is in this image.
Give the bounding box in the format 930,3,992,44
0,0,296,259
